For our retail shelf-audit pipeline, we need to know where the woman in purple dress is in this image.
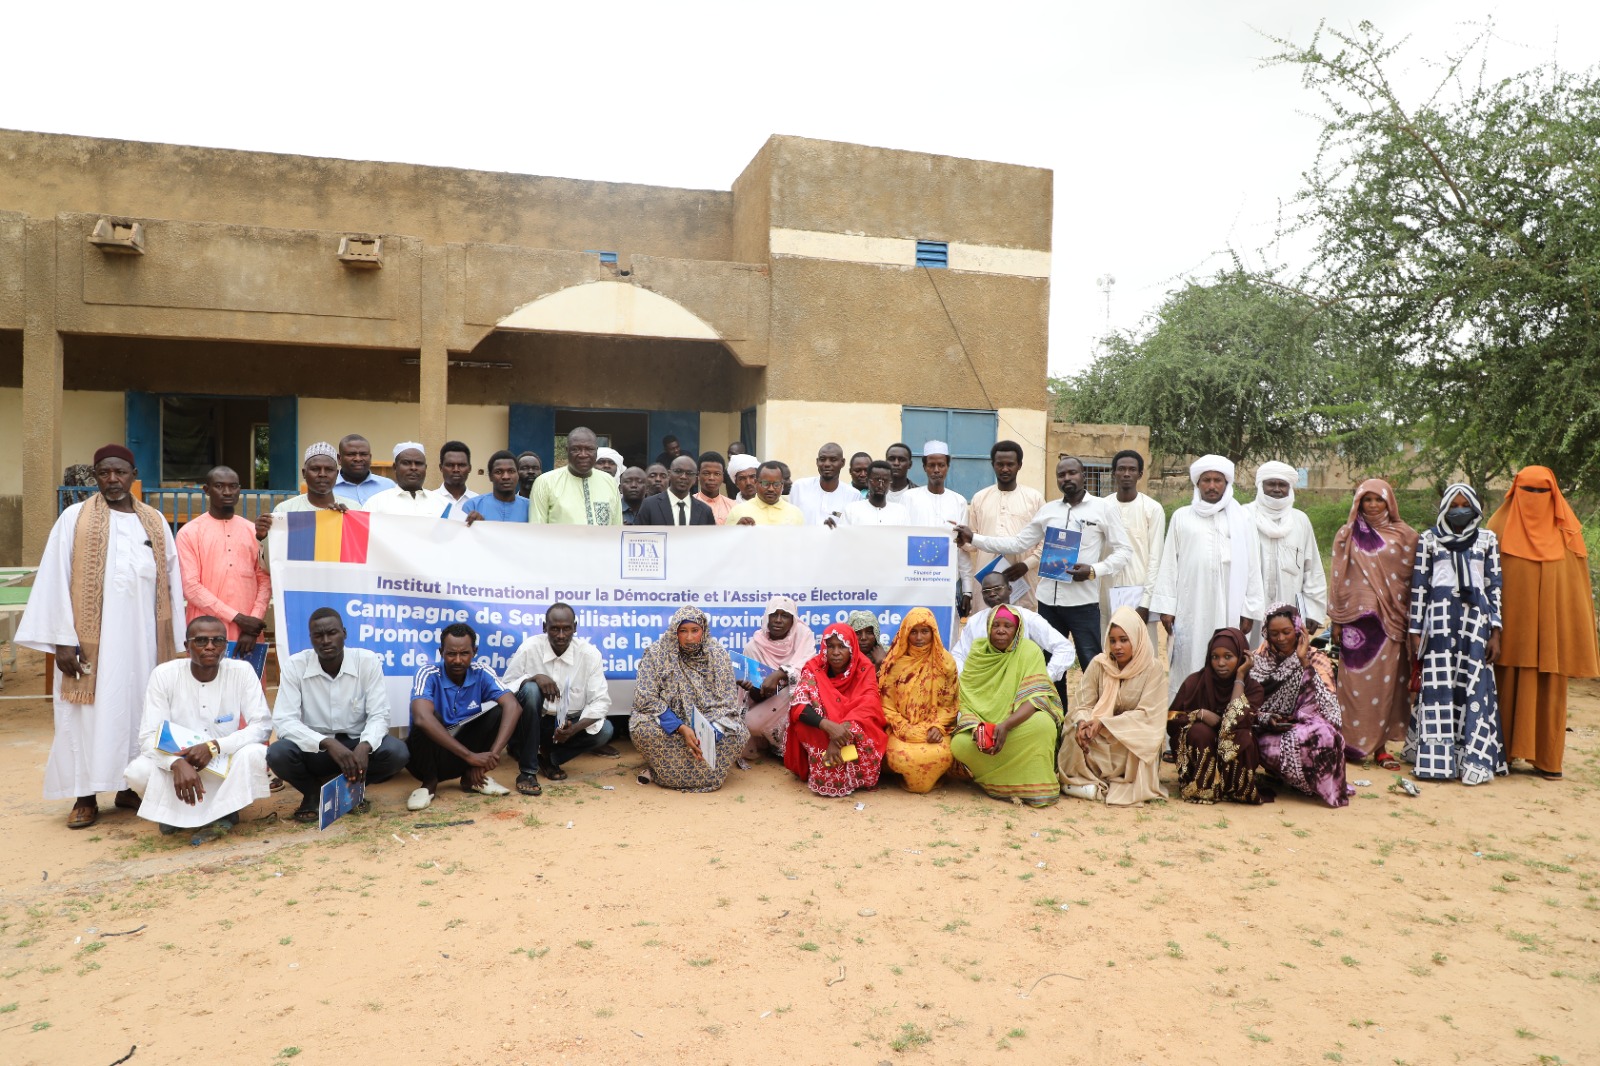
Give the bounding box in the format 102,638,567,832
1250,603,1352,807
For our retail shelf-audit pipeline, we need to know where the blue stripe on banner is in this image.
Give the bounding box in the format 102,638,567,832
285,510,319,561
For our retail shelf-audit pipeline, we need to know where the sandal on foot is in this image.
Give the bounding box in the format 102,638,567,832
68,801,99,829
1374,752,1404,772
516,773,542,796
540,759,568,781
1536,769,1564,780
114,788,140,810
595,743,622,758
291,806,320,824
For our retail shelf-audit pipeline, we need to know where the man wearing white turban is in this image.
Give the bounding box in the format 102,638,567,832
1242,462,1327,634
726,453,761,501
1149,455,1265,700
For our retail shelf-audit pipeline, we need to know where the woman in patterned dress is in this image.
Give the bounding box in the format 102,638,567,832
1329,479,1419,769
783,624,889,797
1405,484,1506,785
630,605,749,792
878,607,959,793
1168,627,1272,804
1250,603,1350,806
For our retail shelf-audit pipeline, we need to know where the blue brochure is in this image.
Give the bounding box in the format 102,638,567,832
1038,526,1083,582
319,774,366,831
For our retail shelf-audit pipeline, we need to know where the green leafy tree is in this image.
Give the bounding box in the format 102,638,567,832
1056,269,1381,467
1268,20,1600,498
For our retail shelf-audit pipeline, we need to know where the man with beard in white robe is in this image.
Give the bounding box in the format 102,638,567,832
1242,461,1328,634
123,615,273,834
1149,455,1264,701
17,444,184,829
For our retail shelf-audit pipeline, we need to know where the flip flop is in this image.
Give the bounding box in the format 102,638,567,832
540,760,568,782
291,806,319,824
1374,752,1404,772
67,801,99,829
1536,769,1564,781
595,744,622,758
516,773,543,796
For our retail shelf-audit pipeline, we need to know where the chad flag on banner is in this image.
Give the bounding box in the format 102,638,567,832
285,509,371,563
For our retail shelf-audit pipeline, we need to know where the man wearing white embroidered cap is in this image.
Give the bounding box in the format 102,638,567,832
905,441,974,615
1149,455,1265,700
366,443,447,517
1243,462,1327,635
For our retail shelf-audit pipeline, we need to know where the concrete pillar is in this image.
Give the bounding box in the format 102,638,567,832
21,219,63,564
418,244,449,452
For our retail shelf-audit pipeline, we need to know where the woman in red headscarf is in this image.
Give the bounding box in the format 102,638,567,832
1486,467,1599,778
784,624,889,797
1329,478,1419,769
1168,627,1271,804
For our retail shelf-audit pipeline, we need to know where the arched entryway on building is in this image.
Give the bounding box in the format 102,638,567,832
461,280,765,470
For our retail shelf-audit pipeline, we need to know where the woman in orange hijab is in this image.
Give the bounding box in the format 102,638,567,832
877,607,959,793
1485,467,1599,778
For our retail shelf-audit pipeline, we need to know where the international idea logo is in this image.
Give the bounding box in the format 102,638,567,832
621,531,667,580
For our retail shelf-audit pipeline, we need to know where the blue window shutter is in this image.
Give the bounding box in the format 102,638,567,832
915,241,948,268
267,396,298,490
509,404,557,469
584,249,619,264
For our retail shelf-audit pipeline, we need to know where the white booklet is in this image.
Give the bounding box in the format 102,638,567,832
690,708,719,769
156,721,231,778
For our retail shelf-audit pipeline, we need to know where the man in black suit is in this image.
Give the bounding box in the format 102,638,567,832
635,455,715,526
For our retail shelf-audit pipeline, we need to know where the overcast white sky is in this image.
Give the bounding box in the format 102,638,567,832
6,1,1595,377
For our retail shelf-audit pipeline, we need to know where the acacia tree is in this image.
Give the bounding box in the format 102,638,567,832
1269,21,1600,498
1056,268,1383,467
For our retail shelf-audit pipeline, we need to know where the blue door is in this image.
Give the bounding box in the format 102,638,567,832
901,407,997,501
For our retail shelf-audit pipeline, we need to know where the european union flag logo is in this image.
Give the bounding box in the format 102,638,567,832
907,535,950,567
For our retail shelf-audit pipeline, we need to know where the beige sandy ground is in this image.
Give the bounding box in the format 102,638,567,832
1,647,1597,1066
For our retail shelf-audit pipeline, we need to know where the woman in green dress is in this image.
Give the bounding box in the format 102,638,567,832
949,606,1064,806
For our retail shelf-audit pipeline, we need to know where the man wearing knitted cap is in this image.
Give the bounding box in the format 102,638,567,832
1242,461,1327,635
16,444,185,829
255,442,349,571
1149,455,1265,700
367,443,447,517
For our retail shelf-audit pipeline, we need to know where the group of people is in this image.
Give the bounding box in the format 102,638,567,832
16,432,1598,833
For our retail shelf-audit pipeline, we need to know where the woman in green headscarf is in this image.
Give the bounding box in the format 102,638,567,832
949,605,1064,806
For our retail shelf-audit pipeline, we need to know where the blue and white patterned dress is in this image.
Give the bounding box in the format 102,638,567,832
1405,525,1506,784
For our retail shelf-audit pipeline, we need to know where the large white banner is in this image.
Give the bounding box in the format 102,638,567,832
268,512,957,722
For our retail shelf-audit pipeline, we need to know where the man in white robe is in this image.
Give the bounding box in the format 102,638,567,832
16,444,184,829
904,440,974,614
1098,449,1166,649
1149,455,1264,700
123,615,273,833
1243,461,1328,633
964,440,1045,608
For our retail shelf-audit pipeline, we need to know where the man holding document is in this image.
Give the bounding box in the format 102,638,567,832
503,603,615,795
268,608,409,823
954,456,1131,680
123,616,272,834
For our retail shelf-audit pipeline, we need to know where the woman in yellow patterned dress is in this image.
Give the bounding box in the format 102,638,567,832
878,607,959,792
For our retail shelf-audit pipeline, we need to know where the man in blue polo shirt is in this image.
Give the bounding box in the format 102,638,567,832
332,434,397,508
404,622,524,811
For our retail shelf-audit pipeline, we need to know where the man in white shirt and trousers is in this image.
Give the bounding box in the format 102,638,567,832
1099,448,1166,650
1150,455,1265,700
502,602,614,790
956,455,1132,705
1243,461,1328,633
122,615,273,835
268,607,411,822
904,440,975,616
